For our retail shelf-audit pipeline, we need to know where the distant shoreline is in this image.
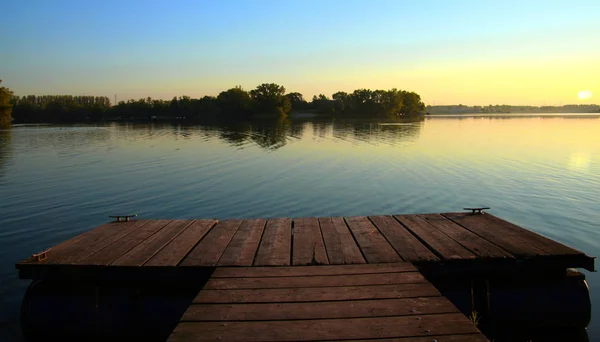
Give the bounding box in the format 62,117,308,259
425,104,599,115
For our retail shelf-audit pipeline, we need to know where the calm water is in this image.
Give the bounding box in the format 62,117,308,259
1,115,599,341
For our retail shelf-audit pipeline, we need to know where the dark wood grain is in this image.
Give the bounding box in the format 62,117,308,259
369,215,439,263
346,334,489,341
179,219,243,266
319,217,365,264
182,297,457,321
442,213,549,257
78,220,172,266
345,216,401,263
395,215,476,260
204,272,426,289
419,214,514,259
195,283,441,303
212,263,416,278
168,313,480,341
111,220,193,266
254,218,292,266
450,212,581,255
292,217,329,265
218,219,267,266
43,220,149,264
144,220,217,266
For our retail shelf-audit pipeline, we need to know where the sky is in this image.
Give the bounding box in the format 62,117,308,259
1,0,599,106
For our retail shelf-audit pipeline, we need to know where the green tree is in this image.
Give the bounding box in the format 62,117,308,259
217,86,252,117
400,91,425,115
332,91,350,113
0,80,14,126
250,83,291,117
285,92,308,111
312,94,335,114
380,88,403,116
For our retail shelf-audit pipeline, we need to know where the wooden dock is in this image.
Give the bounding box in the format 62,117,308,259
17,212,594,276
169,263,488,341
15,212,595,341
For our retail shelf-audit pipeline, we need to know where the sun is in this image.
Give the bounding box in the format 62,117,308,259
578,90,593,100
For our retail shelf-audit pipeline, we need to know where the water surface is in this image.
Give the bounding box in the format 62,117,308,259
1,114,599,340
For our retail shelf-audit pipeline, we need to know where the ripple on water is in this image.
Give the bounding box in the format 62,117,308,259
1,118,600,341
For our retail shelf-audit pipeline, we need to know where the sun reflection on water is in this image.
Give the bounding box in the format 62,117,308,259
568,152,591,172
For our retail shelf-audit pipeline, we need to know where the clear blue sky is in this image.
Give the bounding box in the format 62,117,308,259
1,0,599,105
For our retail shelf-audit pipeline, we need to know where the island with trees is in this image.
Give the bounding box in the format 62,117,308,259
2,82,426,124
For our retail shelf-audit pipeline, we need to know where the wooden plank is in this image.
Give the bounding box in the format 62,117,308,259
449,212,582,255
395,215,477,260
217,219,266,266
180,220,243,267
195,283,441,303
442,213,549,257
144,220,217,266
369,215,439,263
78,220,173,265
318,217,365,264
292,217,329,265
168,313,480,341
111,220,194,266
346,335,489,341
254,218,292,266
419,214,514,259
181,297,457,321
345,216,401,263
212,263,416,278
204,272,426,290
38,220,149,264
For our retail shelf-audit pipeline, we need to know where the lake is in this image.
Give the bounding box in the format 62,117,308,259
1,114,599,341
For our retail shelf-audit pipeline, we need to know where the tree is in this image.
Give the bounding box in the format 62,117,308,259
380,88,403,116
217,86,252,117
400,91,425,115
0,80,14,126
311,94,335,114
332,91,349,113
250,83,291,117
285,92,308,111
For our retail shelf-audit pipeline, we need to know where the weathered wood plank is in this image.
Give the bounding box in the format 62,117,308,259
212,263,416,278
369,215,439,263
182,297,457,321
195,283,441,303
180,220,243,267
204,272,426,290
78,220,172,265
40,220,149,264
144,220,217,266
419,214,514,259
395,215,476,260
292,217,329,265
442,213,549,257
168,313,480,341
319,217,365,264
346,334,489,341
217,219,267,266
450,212,582,255
345,216,401,263
254,218,292,266
111,220,194,266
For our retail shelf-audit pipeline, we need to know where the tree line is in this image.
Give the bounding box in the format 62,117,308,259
427,104,600,114
311,89,424,117
0,80,13,127
12,95,112,122
4,82,426,123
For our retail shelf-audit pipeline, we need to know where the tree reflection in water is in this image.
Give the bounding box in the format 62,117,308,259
214,116,424,151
